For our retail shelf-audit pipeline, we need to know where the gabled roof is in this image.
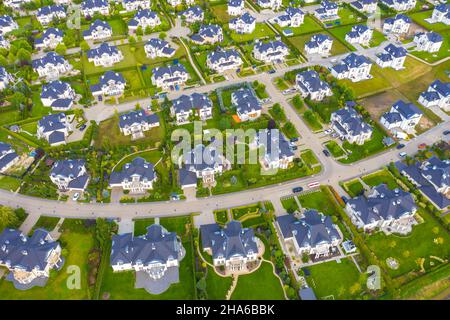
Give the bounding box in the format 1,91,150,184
38,113,67,133
180,5,204,17
207,48,240,64
341,53,372,68
232,88,261,114
306,33,332,48
0,15,16,28
429,80,450,97
254,40,288,53
87,43,120,59
50,159,86,179
82,19,111,37
182,144,225,172
109,157,155,184
200,221,258,260
35,27,63,45
257,129,294,161
421,156,450,190
392,100,423,119
37,5,65,17
332,107,372,136
172,93,212,114
41,80,73,99
296,70,330,93
383,43,407,58
81,0,109,10
118,109,159,128
230,12,256,25
152,64,188,80
32,52,67,69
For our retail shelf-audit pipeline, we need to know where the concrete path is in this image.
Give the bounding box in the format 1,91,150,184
19,213,41,235
118,218,135,235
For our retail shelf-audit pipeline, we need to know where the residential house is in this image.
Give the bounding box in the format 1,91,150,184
82,19,112,41
0,15,18,35
109,157,157,192
171,93,212,124
37,113,72,146
418,80,450,112
383,14,411,34
0,35,10,49
41,80,76,111
275,6,305,27
4,0,33,9
37,5,66,26
330,106,373,145
253,39,289,63
118,109,160,139
81,0,110,18
50,159,90,191
151,64,189,90
0,228,62,289
277,210,342,258
304,33,333,56
178,168,198,189
0,142,19,173
128,9,161,33
376,43,407,70
228,0,245,16
380,0,416,12
330,53,373,82
257,0,282,11
123,0,151,12
87,43,124,67
179,144,230,184
190,24,223,45
413,31,443,53
144,38,176,59
295,70,332,101
350,0,378,14
35,27,64,50
231,88,262,121
32,52,73,79
429,4,450,25
0,67,13,91
167,0,195,6
179,6,204,23
250,129,295,170
200,221,259,272
380,100,423,132
314,1,339,21
110,224,185,294
206,48,243,73
396,157,450,209
229,12,256,34
345,184,417,232
345,24,373,46
90,70,126,96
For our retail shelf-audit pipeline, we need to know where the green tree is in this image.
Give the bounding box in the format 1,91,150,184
80,40,90,51
0,206,19,231
55,43,67,55
136,26,143,36
159,32,167,40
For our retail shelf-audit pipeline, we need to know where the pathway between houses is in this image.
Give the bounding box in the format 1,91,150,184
19,212,41,235
50,218,65,240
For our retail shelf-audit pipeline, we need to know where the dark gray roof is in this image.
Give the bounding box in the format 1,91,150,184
230,12,255,25
0,15,16,29
180,5,204,18
172,93,211,114
82,19,111,37
110,224,180,266
38,113,67,133
37,5,65,17
50,159,86,179
81,0,109,10
306,33,332,48
35,27,63,45
347,184,417,224
109,157,155,184
232,88,261,114
332,107,372,136
182,144,225,173
32,52,67,69
429,80,450,97
277,210,341,248
41,80,73,99
392,100,422,119
207,49,240,65
0,142,18,170
0,228,60,272
342,53,372,68
200,221,258,260
254,40,288,54
257,129,294,161
119,109,159,129
87,43,120,59
152,64,188,81
178,168,197,186
296,70,330,93
421,157,450,191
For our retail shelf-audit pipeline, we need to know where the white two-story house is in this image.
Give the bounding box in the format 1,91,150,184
109,157,157,192
253,39,289,63
229,12,256,34
231,88,262,122
81,0,110,18
207,49,243,73
90,71,126,97
151,64,189,90
40,80,76,111
305,34,333,56
275,6,305,27
118,109,160,139
32,52,73,80
295,70,332,101
0,15,18,34
50,159,90,192
35,27,64,50
418,80,450,112
144,38,176,59
330,106,373,145
171,93,212,124
345,24,373,46
86,43,124,67
128,9,161,33
82,19,112,41
413,31,443,53
331,53,373,82
380,100,423,133
37,5,66,26
228,0,245,16
376,43,407,70
383,14,411,34
37,113,72,146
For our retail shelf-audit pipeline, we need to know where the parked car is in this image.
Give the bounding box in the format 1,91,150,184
324,129,333,134
290,146,298,151
323,149,331,157
443,130,450,135
292,187,303,193
418,143,427,149
341,196,348,204
79,124,87,131
267,69,275,74
396,143,405,149
72,193,80,201
399,152,407,158
290,137,299,143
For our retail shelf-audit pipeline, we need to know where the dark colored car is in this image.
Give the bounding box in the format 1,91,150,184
341,196,348,204
292,187,303,193
267,69,275,74
323,149,330,157
444,130,450,135
396,143,405,149
79,124,87,131
290,137,299,142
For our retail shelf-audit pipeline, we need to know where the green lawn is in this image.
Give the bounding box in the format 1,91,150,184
410,32,450,63
210,3,231,23
31,216,61,234
122,68,144,90
0,226,95,300
0,176,22,191
281,196,300,213
368,29,387,48
231,261,286,300
133,218,155,236
214,210,229,225
107,17,128,36
338,65,392,99
361,168,400,189
298,190,335,215
325,140,345,158
343,179,365,197
229,23,276,43
205,266,233,300
366,209,450,278
231,204,260,220
274,16,324,36
340,125,388,163
83,44,139,75
305,258,366,300
300,149,319,166
410,10,450,32
302,110,323,131
327,25,357,51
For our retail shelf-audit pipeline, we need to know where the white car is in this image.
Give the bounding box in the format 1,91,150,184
399,152,407,158
324,129,333,134
72,192,80,201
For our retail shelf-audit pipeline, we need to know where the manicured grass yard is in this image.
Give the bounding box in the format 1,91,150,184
368,29,387,48
231,204,260,220
302,110,323,131
410,10,450,32
122,68,144,90
288,33,350,57
298,190,335,215
324,140,345,158
340,125,388,163
231,261,286,300
410,32,450,63
343,179,365,197
0,176,22,191
274,16,324,36
281,196,299,212
327,25,357,51
214,210,229,225
31,216,61,234
229,23,276,43
205,266,232,300
0,225,95,299
366,209,450,278
361,168,400,189
83,44,140,75
305,258,366,300
107,17,128,36
338,65,392,99
300,149,319,166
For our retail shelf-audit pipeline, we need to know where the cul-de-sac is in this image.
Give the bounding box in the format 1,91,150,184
0,0,448,301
